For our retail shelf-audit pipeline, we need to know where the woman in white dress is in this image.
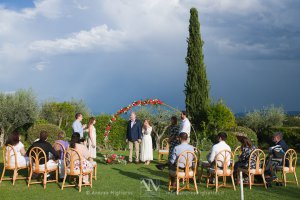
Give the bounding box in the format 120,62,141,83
87,117,97,160
5,131,29,167
140,119,153,165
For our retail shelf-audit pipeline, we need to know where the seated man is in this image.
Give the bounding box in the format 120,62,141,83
168,132,195,186
26,131,60,178
265,132,289,185
206,132,231,167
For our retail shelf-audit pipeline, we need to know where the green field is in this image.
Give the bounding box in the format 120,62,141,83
0,150,299,200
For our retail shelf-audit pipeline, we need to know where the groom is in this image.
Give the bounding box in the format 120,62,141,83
126,112,142,164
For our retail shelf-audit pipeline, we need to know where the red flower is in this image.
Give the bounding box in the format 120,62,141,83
121,156,125,160
111,117,116,122
111,154,117,160
105,125,111,131
104,133,108,137
107,158,111,164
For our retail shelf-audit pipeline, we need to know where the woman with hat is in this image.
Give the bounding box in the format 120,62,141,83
234,133,257,183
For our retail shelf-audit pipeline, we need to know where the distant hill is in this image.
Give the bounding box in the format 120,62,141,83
235,111,300,117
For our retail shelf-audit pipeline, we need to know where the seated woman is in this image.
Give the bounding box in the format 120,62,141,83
54,132,69,179
69,132,93,184
234,133,256,183
5,131,29,168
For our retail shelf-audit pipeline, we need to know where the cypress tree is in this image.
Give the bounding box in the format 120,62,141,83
184,8,210,129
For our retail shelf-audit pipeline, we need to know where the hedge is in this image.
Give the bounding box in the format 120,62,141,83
94,115,127,150
259,127,300,150
27,123,65,145
223,126,258,150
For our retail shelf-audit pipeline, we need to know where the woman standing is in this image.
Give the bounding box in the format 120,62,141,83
140,119,153,165
87,117,97,160
168,116,180,161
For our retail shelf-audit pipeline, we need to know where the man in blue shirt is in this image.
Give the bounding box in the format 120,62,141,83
168,132,195,186
72,113,87,139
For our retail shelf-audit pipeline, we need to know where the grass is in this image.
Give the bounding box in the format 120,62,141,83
0,150,300,200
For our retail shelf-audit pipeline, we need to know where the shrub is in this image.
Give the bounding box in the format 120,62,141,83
260,127,300,150
95,115,127,150
221,126,258,149
27,124,64,145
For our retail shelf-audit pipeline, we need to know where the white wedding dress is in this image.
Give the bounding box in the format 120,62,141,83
140,126,153,162
88,125,97,159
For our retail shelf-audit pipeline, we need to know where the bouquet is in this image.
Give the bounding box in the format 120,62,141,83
104,153,127,165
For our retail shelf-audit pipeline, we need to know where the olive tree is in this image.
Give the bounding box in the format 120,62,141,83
0,89,39,146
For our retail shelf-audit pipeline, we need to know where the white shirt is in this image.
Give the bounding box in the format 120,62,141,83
179,118,191,136
130,120,136,128
207,141,231,167
72,120,84,138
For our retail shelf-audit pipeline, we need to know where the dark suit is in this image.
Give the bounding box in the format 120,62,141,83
127,119,142,162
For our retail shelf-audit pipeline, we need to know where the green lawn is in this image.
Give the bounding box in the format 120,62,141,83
0,150,299,200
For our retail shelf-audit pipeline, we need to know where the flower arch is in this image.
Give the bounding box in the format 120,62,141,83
103,98,178,140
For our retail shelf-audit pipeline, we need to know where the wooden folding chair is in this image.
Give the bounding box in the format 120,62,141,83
168,150,198,195
275,149,298,186
158,138,169,162
27,147,58,189
206,150,236,192
239,149,267,189
91,160,97,180
61,148,93,192
0,145,28,185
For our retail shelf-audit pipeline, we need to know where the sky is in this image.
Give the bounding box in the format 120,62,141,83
0,0,299,114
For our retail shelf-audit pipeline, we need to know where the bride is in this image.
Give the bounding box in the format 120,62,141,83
140,119,153,165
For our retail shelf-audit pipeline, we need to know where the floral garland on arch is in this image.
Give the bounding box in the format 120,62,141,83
103,98,163,140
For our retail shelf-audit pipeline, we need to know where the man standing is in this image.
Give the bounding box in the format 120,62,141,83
179,111,191,143
72,113,87,139
126,112,142,163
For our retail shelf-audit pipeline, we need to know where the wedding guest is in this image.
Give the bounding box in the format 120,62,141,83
72,113,87,139
265,132,289,185
140,119,153,165
169,132,195,186
54,132,69,179
87,117,97,161
179,111,191,143
26,131,59,170
69,133,93,184
234,133,256,182
5,131,29,167
206,132,231,168
126,112,142,163
155,116,180,170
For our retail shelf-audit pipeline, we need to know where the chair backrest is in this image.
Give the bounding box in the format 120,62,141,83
248,149,265,174
3,145,18,169
53,141,67,159
233,146,242,161
64,148,83,175
28,147,48,172
161,138,169,150
194,147,201,168
283,149,297,172
176,150,197,177
214,150,234,175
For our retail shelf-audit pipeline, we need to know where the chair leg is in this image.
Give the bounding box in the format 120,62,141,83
215,175,218,192
249,173,252,190
193,177,198,194
56,169,58,183
27,169,33,187
12,170,18,186
61,173,67,190
79,174,82,192
231,175,236,191
168,176,171,191
223,176,227,187
0,167,5,183
261,173,267,189
94,165,97,180
176,178,179,195
206,173,209,188
90,172,93,188
283,173,287,187
293,172,298,186
43,173,47,189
